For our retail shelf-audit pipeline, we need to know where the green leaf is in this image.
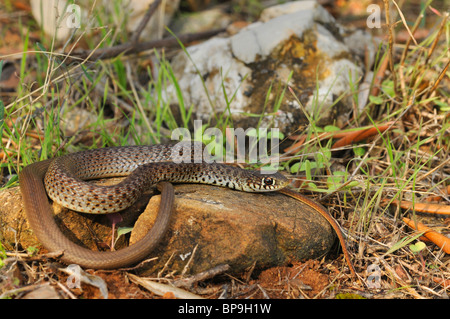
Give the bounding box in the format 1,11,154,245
346,181,361,188
435,100,450,112
353,146,366,157
246,129,258,137
324,125,340,132
305,160,312,181
81,64,94,82
117,227,133,237
306,182,318,191
333,171,346,177
369,95,384,105
317,149,331,162
290,162,300,173
409,241,426,253
0,241,6,269
381,80,396,97
3,175,18,188
326,175,342,188
267,130,284,140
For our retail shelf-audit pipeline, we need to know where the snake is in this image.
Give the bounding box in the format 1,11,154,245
19,143,289,269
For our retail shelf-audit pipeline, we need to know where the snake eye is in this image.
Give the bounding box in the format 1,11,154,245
262,177,275,186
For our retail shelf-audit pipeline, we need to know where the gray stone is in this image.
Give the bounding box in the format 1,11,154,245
165,0,375,134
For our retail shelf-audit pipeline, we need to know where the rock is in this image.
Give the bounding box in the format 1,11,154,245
130,184,334,275
165,0,376,134
0,179,152,252
0,181,334,275
0,187,36,249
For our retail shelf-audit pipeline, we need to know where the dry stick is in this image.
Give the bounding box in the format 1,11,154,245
173,264,231,289
404,15,448,101
331,122,393,149
427,58,450,98
332,111,407,204
70,28,226,62
181,244,198,277
334,95,415,192
130,0,163,43
383,0,399,97
397,10,423,101
420,13,449,100
425,12,449,66
416,157,450,184
399,12,423,66
392,0,418,46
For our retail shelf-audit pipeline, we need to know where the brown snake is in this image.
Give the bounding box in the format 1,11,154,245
19,143,355,275
19,143,288,269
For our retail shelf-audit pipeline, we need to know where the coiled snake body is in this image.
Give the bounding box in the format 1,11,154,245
19,143,289,269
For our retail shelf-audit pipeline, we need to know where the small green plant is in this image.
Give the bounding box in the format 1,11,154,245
409,241,426,254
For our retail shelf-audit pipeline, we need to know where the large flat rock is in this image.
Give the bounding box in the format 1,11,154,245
130,184,334,275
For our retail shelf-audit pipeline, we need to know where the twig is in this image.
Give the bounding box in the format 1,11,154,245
157,251,176,278
426,58,450,98
392,0,418,46
128,273,204,299
181,244,198,276
415,156,450,183
5,250,64,261
111,256,159,272
173,264,230,289
425,12,449,65
54,281,78,299
399,12,423,66
130,0,162,43
257,284,270,299
70,28,226,62
383,0,399,97
403,217,450,254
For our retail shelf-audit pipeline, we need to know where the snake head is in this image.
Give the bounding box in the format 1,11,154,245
244,170,290,192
